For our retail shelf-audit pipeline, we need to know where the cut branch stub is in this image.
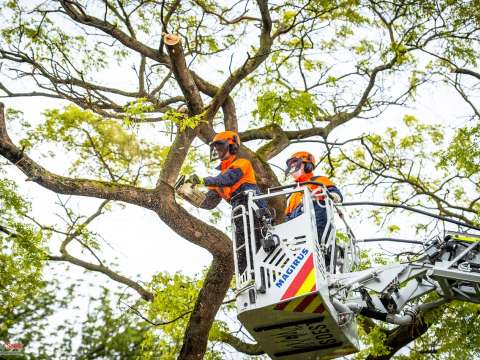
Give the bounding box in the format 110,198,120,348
164,33,203,115
164,33,181,46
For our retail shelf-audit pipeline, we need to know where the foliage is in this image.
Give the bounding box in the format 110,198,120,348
355,321,390,360
2,269,232,359
405,301,480,359
0,176,46,332
439,123,480,178
20,105,169,185
254,90,322,125
0,277,75,359
332,116,480,230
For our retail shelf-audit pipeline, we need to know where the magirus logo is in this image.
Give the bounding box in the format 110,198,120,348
275,248,309,288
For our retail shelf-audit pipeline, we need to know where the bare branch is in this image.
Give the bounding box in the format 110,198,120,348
0,81,63,99
120,299,192,325
213,331,265,355
47,199,154,301
193,0,262,25
0,102,156,209
48,254,153,301
58,0,169,64
204,0,273,121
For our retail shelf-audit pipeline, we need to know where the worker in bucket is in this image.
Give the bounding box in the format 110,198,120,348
284,151,343,243
185,130,267,273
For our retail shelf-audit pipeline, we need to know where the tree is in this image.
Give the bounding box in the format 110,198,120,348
1,269,230,360
0,0,479,359
326,118,480,359
0,177,46,328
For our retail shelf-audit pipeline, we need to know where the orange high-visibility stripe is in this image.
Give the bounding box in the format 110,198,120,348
209,156,257,201
285,174,334,215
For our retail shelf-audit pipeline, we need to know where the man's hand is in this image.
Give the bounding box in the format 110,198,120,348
311,187,326,201
329,192,342,203
311,187,342,203
185,174,204,186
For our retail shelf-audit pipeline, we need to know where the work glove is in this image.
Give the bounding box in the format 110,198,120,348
185,174,204,186
329,192,342,203
312,187,342,203
311,187,326,201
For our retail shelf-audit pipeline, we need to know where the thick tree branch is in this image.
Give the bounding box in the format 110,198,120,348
366,317,430,360
178,256,234,360
222,96,238,131
165,37,204,115
454,67,480,81
0,103,157,209
240,123,330,142
255,123,289,160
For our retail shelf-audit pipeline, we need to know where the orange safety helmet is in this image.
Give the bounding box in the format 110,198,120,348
210,131,240,161
285,151,316,175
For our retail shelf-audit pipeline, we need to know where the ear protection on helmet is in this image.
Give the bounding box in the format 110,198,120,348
285,152,316,177
228,135,239,154
304,162,314,173
304,153,314,172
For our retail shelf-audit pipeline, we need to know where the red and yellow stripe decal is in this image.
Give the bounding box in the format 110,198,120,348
274,293,325,313
281,254,316,300
272,254,324,313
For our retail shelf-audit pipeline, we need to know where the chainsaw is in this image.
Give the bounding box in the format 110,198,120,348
174,175,208,207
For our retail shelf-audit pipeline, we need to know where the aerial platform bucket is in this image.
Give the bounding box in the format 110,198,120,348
232,186,359,359
238,288,359,359
232,184,480,359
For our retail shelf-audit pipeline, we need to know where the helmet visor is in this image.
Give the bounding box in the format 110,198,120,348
285,157,303,177
210,140,229,161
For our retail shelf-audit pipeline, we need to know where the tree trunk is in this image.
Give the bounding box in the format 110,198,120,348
178,255,234,360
